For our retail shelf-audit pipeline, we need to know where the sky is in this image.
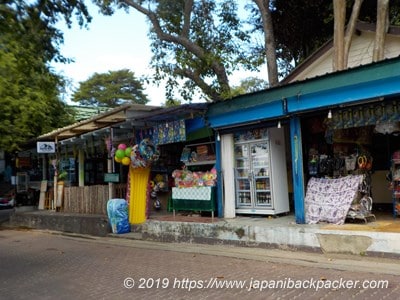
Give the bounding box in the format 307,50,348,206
51,3,267,106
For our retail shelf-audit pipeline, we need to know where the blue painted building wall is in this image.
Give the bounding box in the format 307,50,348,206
206,57,400,223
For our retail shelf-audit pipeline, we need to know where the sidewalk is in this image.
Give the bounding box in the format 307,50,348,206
139,212,400,258
6,208,400,258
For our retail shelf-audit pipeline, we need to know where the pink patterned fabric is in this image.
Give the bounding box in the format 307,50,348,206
305,175,363,225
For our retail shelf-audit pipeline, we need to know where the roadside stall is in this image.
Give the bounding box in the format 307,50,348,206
110,103,217,224
302,100,400,223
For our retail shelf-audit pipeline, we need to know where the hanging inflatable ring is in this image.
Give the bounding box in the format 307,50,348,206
357,155,367,169
139,138,158,161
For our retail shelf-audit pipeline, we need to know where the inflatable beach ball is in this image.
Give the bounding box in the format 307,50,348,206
115,149,125,160
125,147,132,157
121,156,131,166
118,143,127,150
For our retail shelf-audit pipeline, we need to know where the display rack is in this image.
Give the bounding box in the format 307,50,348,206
391,159,400,217
172,142,217,217
235,142,272,209
181,142,216,167
233,127,289,215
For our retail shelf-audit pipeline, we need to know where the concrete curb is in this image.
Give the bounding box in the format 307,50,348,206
134,219,400,258
5,211,400,259
8,211,110,237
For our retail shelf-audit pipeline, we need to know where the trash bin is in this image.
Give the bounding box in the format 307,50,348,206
107,198,130,234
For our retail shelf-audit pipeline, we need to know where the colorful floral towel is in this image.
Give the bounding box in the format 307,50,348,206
305,175,363,225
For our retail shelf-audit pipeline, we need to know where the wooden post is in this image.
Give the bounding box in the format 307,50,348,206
53,136,58,210
78,149,84,187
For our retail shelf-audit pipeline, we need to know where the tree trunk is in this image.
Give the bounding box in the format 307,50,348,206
333,0,346,71
373,0,389,62
253,0,279,87
344,0,363,67
121,0,230,101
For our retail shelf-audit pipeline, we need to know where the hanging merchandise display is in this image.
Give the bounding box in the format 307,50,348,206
113,140,160,224
114,140,160,169
390,151,400,217
152,120,186,145
304,102,391,224
149,174,167,211
307,152,373,178
327,101,400,130
374,122,400,134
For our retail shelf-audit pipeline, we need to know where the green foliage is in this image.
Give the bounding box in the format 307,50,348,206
93,0,400,102
0,0,90,152
247,0,400,75
99,0,254,102
71,69,149,107
230,77,269,97
246,0,332,77
164,99,182,107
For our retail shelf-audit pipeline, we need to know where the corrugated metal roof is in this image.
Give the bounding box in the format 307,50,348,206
71,106,111,121
206,56,400,129
37,104,160,141
37,103,209,142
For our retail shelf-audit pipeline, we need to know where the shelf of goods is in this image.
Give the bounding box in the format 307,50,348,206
171,142,217,218
235,155,272,208
181,142,216,167
392,159,400,217
233,127,289,215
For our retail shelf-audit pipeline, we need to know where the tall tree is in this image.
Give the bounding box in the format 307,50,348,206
0,0,91,151
333,0,364,71
333,0,400,70
373,0,389,62
72,69,149,107
333,0,347,71
252,0,278,87
95,0,255,102
246,0,335,78
93,0,400,102
230,77,269,96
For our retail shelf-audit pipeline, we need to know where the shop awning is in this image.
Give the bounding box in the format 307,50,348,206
36,103,209,144
37,104,160,142
206,56,400,129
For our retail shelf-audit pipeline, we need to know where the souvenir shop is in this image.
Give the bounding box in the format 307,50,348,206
111,115,218,224
302,99,400,224
204,57,400,224
149,118,218,219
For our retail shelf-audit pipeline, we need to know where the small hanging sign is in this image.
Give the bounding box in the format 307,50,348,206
37,142,56,153
104,173,120,183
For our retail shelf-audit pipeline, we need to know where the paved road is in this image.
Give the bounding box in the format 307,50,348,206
0,229,399,299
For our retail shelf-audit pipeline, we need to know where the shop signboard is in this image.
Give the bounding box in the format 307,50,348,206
37,142,56,153
104,173,120,183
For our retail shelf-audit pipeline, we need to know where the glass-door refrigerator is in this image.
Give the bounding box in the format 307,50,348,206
234,127,289,215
